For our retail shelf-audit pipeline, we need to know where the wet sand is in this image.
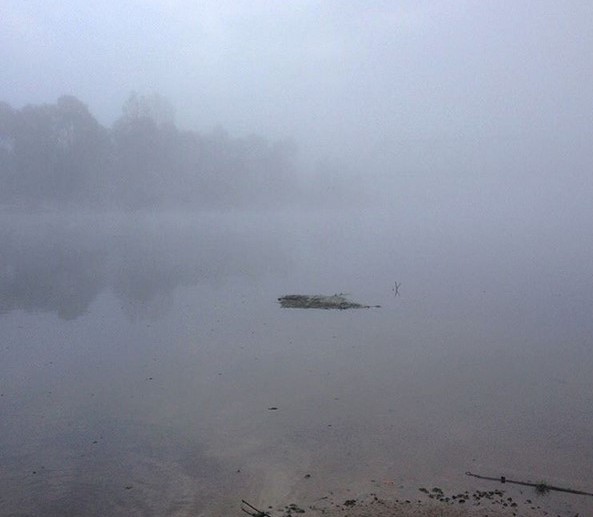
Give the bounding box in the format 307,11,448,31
240,474,592,517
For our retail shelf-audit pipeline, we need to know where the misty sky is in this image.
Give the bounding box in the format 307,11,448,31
2,0,592,163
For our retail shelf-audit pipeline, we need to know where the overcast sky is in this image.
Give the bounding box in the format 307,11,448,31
2,0,592,162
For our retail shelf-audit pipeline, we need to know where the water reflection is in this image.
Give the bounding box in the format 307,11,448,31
1,209,592,517
0,416,233,516
0,212,283,320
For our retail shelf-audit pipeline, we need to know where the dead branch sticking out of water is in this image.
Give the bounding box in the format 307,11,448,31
393,281,401,296
465,471,593,497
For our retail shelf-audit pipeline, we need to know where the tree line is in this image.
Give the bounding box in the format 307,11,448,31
0,94,300,209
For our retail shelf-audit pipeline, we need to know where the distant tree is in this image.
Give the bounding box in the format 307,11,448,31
0,102,17,197
7,102,55,201
3,96,107,204
0,101,16,144
121,92,175,127
0,93,302,209
184,128,299,208
110,93,180,208
52,95,110,202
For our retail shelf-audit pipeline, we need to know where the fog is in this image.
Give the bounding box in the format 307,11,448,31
1,2,593,516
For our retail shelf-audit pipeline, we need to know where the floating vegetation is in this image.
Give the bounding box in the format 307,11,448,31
278,294,379,310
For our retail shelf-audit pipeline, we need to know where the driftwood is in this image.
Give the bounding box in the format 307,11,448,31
278,294,380,310
241,499,271,517
465,471,593,497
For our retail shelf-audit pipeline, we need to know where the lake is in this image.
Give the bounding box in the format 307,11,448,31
1,208,592,516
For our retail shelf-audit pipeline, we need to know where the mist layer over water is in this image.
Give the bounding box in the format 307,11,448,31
1,208,592,516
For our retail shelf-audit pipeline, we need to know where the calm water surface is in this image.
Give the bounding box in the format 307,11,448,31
1,209,592,516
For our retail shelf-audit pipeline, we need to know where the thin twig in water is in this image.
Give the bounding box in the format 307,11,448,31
465,471,593,497
241,499,272,517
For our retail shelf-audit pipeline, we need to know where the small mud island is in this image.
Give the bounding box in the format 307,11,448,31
278,294,380,310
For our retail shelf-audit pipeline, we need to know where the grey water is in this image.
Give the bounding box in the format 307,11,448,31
1,207,592,516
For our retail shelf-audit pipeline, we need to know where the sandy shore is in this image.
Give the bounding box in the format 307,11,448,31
240,479,589,517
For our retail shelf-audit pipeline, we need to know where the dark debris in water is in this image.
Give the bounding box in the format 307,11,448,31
278,294,379,310
417,486,534,510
